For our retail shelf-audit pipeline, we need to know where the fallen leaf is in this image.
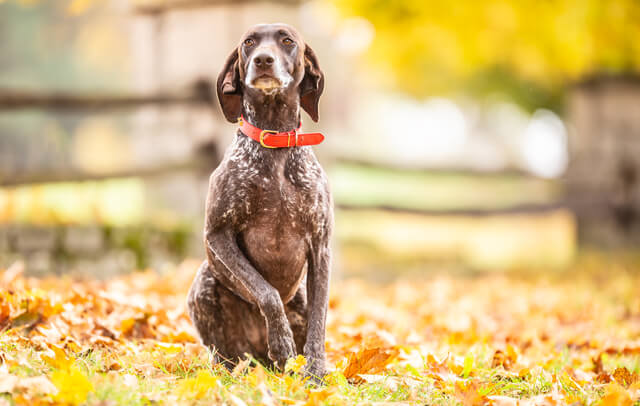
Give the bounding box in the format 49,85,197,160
342,347,398,382
232,357,252,376
612,367,639,387
285,354,307,374
304,387,336,406
51,364,94,405
454,380,488,406
41,344,73,370
599,383,632,406
176,369,218,399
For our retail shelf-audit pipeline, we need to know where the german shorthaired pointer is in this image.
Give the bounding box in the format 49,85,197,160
187,23,332,380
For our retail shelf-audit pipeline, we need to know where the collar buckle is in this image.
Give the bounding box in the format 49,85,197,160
259,129,278,149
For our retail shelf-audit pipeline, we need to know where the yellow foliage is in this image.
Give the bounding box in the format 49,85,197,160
332,0,640,100
3,257,640,404
154,342,183,354
285,354,307,374
304,387,336,406
41,344,73,370
599,383,633,406
51,364,94,405
176,370,218,399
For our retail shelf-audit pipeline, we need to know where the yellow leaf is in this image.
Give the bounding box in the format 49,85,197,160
41,344,72,370
304,387,336,406
119,318,136,334
285,355,307,374
163,330,196,343
51,364,94,406
246,365,267,386
155,342,183,354
176,370,218,399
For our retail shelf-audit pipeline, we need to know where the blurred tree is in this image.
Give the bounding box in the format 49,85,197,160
332,0,640,111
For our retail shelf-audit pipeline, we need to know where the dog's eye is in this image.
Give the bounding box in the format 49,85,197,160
282,37,293,46
243,38,255,47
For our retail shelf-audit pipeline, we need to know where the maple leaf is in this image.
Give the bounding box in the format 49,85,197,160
612,367,639,387
342,347,398,382
454,380,488,406
41,344,73,370
425,353,449,373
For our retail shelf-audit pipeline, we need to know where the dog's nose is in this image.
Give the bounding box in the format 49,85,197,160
253,53,274,68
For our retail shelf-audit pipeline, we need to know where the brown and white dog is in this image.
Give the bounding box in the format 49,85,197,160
187,23,332,381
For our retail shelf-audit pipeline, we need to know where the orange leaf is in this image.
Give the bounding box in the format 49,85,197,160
342,347,398,382
454,380,488,406
610,367,639,388
599,383,633,406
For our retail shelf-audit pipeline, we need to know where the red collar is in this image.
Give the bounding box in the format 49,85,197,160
237,115,324,148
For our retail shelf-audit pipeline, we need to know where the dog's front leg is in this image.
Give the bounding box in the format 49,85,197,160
206,229,296,368
303,240,331,381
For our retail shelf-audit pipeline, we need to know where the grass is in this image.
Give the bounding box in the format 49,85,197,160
330,163,558,212
2,256,640,405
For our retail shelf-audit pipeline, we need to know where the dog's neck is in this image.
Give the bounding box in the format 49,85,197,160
234,91,310,176
241,90,300,133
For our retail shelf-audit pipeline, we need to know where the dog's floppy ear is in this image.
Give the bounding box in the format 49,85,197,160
216,47,242,123
299,44,324,122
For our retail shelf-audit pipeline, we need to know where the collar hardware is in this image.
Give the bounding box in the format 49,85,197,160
237,115,324,148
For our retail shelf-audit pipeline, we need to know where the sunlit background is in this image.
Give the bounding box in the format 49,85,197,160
1,0,639,277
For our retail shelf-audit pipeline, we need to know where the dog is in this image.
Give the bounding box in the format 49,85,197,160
187,23,332,380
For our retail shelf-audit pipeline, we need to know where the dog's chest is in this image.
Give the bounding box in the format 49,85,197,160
224,144,329,233
218,144,330,300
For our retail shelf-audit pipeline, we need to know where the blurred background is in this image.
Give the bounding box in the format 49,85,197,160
0,0,638,278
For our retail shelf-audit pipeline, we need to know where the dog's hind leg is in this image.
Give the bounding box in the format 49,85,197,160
285,279,308,355
187,261,270,368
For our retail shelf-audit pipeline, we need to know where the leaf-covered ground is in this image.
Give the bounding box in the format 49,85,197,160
1,257,640,405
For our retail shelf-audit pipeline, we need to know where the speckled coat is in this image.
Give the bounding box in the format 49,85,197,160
186,23,332,381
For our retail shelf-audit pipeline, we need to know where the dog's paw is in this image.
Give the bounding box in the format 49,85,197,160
302,358,327,385
267,328,296,370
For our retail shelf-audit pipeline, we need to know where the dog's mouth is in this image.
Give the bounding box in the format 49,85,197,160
251,75,282,91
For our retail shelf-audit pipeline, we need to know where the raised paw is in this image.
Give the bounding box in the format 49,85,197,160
267,327,296,370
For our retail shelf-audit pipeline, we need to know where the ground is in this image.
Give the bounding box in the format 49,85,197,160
1,256,640,405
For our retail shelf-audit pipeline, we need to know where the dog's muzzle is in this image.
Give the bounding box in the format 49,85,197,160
246,50,292,93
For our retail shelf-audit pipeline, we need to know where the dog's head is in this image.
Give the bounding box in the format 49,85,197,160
216,23,324,123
